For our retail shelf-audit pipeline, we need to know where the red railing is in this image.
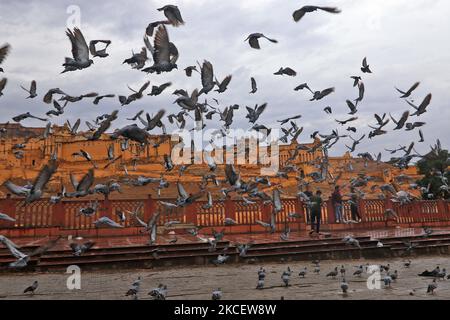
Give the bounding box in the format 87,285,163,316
0,195,449,235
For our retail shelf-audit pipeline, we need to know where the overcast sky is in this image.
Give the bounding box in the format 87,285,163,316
0,0,449,159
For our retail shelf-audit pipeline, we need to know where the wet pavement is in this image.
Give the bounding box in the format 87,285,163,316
0,254,449,300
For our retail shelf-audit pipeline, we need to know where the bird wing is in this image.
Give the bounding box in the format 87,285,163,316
248,37,260,49
362,57,368,68
149,109,166,129
4,181,29,196
165,6,184,26
293,8,307,22
318,6,341,14
153,25,171,63
67,28,90,62
0,78,7,92
320,87,335,98
225,164,237,186
92,110,118,140
395,87,406,95
398,111,410,127
29,236,61,257
30,80,37,95
89,41,97,56
256,103,267,116
346,100,356,112
159,82,172,92
77,169,94,192
81,92,99,99
143,35,154,56
0,44,11,65
418,93,432,112
219,75,232,88
250,77,257,92
177,182,189,200
0,235,27,260
201,61,214,87
272,189,282,212
407,82,420,94
30,161,58,197
169,42,179,64
72,118,81,134
138,81,151,95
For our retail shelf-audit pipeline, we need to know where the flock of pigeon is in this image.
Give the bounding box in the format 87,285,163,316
0,3,447,299
15,257,448,299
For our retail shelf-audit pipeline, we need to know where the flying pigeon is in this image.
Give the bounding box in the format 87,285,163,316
157,5,184,27
361,57,372,73
245,33,278,49
62,28,94,73
293,6,341,22
20,80,37,99
395,82,420,98
0,43,11,72
89,40,111,58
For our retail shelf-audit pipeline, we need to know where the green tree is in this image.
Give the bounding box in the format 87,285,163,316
416,140,450,199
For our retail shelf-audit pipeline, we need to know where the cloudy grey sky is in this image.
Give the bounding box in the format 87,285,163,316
0,0,449,159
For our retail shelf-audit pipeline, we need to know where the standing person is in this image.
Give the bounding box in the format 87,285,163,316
309,190,323,235
331,185,343,223
349,188,362,222
303,185,313,223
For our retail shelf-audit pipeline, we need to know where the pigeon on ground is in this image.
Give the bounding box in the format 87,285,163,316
212,288,222,300
341,278,349,295
125,276,142,299
427,279,437,295
23,281,39,295
282,267,292,287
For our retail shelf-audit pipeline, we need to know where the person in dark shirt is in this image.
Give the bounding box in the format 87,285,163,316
309,190,323,235
350,188,362,222
331,185,343,223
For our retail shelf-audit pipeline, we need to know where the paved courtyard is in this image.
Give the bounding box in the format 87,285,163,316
1,255,449,300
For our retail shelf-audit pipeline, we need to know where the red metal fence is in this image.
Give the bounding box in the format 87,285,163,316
1,195,449,236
